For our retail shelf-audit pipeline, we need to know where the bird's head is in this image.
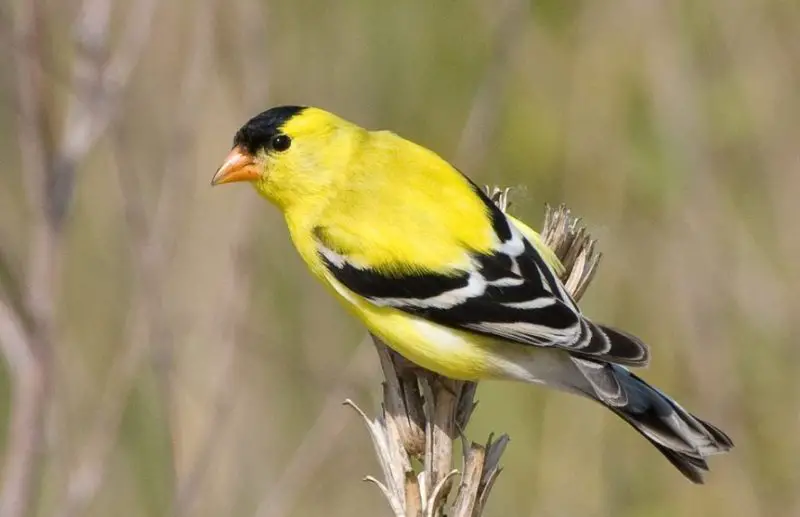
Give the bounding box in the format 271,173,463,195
212,105,362,210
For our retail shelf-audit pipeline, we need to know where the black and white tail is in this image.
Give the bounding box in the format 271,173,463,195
574,360,733,483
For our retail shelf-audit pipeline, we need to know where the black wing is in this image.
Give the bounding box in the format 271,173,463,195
315,188,649,367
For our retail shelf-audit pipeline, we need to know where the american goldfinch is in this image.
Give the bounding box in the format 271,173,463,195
211,106,732,482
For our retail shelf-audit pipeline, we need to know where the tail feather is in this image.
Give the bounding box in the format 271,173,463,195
575,362,733,483
582,323,651,367
648,441,710,484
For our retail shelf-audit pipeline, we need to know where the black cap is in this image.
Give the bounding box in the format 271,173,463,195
233,105,306,154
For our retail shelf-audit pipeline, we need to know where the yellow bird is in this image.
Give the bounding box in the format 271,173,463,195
211,106,732,482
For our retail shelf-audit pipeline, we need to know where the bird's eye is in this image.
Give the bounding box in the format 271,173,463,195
270,134,291,152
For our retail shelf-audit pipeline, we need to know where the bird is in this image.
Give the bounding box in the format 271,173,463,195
211,105,733,483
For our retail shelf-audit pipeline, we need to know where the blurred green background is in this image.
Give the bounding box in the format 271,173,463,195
1,0,799,516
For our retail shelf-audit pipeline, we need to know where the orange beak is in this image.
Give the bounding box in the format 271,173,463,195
211,146,260,186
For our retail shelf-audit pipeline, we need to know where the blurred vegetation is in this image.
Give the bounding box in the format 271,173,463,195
1,0,799,516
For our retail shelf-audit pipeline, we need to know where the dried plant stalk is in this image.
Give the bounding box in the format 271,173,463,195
346,188,602,516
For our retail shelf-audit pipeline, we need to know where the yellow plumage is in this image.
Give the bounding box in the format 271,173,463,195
210,105,732,483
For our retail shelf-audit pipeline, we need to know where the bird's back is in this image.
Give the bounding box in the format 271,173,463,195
312,130,498,273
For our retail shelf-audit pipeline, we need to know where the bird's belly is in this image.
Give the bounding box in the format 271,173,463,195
315,271,493,379
362,308,495,380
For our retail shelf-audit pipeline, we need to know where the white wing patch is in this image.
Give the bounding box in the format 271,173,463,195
318,242,352,269
497,223,526,257
375,271,487,309
487,276,525,287
501,298,558,310
465,320,582,345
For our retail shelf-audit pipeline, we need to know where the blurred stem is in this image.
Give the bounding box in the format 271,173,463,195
52,2,213,516
7,0,159,511
0,302,50,517
0,1,55,517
